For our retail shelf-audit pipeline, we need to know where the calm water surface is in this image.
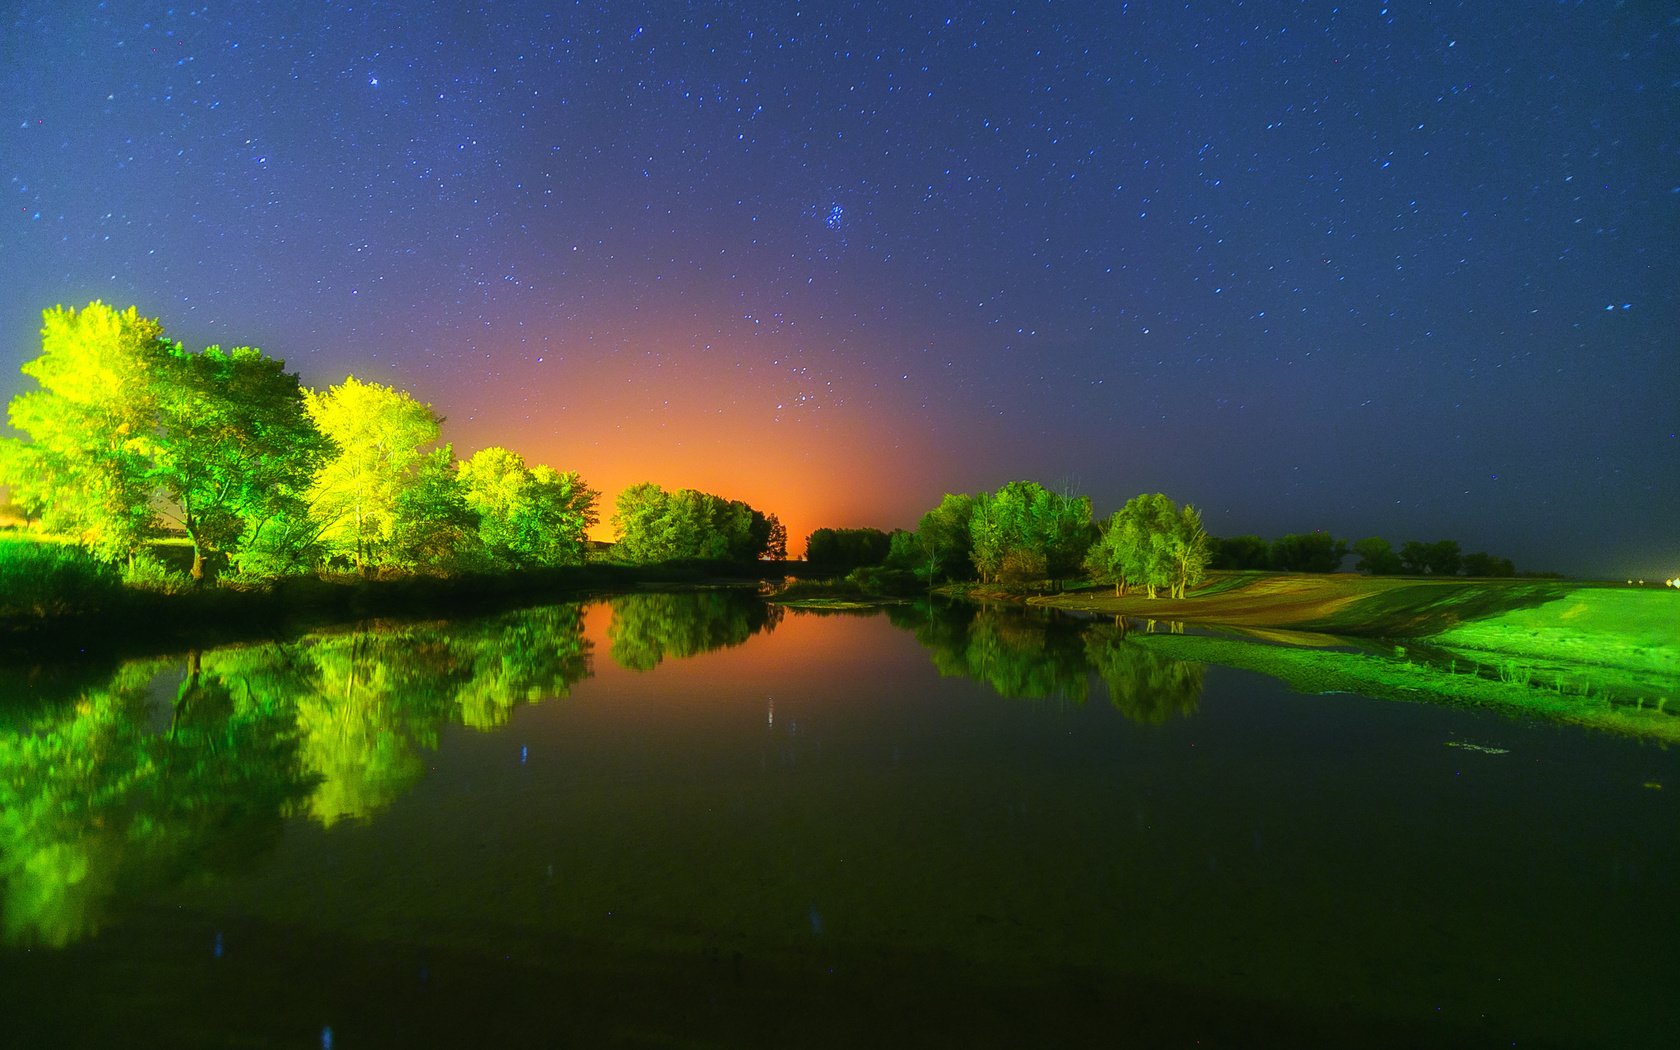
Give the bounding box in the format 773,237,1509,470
1,593,1675,1047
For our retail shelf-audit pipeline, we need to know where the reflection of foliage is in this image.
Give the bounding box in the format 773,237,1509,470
1083,625,1204,724
607,590,782,671
449,605,592,729
889,602,1205,720
0,656,313,947
892,602,1090,702
0,601,594,946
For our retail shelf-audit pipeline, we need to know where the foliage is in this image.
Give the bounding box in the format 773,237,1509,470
805,527,892,569
915,493,976,582
1400,539,1462,576
148,344,329,582
610,482,776,562
119,550,192,595
967,481,1094,586
303,376,444,573
0,537,122,616
1352,536,1404,575
1085,493,1209,598
1269,532,1348,573
1211,534,1271,570
0,303,168,561
457,446,599,569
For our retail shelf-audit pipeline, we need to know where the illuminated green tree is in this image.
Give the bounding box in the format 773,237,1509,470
457,446,599,568
0,303,167,561
610,482,775,562
148,345,328,582
915,493,976,581
304,377,445,573
968,481,1094,586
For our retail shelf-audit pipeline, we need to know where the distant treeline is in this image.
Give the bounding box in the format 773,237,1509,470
802,496,1530,594
1209,534,1523,577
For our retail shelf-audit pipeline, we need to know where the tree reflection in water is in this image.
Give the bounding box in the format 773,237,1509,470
889,601,1204,720
0,594,1199,949
606,590,782,671
0,602,592,946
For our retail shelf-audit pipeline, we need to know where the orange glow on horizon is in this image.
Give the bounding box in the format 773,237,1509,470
432,319,954,557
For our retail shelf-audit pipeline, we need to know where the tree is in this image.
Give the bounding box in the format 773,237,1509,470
967,481,1094,586
1400,539,1462,576
1211,535,1271,570
1424,539,1462,576
916,493,975,581
0,303,167,562
457,446,598,568
805,527,892,570
147,345,327,583
1164,504,1211,599
1,304,328,579
304,377,445,573
1461,551,1515,577
388,447,480,571
1085,493,1178,597
1352,536,1404,575
610,483,775,563
1269,532,1348,573
763,515,788,561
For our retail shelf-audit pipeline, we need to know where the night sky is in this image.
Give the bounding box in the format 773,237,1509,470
3,2,1675,576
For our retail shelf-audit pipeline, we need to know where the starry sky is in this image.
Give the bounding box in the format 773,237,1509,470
2,1,1675,576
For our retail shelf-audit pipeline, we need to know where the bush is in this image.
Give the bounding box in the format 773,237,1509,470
0,537,122,616
121,551,193,594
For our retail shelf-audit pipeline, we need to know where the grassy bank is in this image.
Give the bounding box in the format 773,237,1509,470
0,549,804,661
1033,573,1679,743
1030,572,1585,636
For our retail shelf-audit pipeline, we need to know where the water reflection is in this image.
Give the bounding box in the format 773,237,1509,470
888,602,1205,719
0,603,592,946
606,590,782,671
0,594,1199,948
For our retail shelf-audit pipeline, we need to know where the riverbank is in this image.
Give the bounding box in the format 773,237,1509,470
0,559,804,662
1024,572,1590,636
1025,572,1679,742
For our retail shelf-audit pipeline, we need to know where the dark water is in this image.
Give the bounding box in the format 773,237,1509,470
1,593,1675,1047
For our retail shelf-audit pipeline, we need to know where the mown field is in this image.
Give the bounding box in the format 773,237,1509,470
1037,573,1680,744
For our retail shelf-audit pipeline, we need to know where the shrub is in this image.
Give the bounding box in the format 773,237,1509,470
121,551,193,594
0,537,122,616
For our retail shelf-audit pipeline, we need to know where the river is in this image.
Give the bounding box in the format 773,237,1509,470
1,592,1674,1047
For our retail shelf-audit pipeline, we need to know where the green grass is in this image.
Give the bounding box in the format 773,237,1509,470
1133,631,1680,745
1292,579,1578,636
1428,588,1679,677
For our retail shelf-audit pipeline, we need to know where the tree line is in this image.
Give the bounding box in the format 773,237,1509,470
0,302,788,584
3,302,1523,592
801,481,1213,598
1211,534,1518,577
805,487,1525,594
